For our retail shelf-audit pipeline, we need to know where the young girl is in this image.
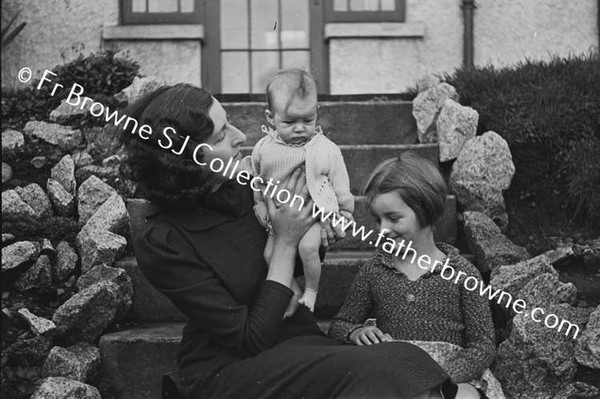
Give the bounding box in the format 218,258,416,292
252,69,354,312
329,152,498,398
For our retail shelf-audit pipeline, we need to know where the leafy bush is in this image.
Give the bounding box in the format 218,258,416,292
445,52,600,223
1,49,139,129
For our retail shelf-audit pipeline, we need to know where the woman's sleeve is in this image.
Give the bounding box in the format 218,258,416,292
134,223,293,358
444,263,496,382
328,263,374,343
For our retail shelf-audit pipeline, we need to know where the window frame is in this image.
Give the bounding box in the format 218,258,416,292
120,0,204,25
325,0,406,23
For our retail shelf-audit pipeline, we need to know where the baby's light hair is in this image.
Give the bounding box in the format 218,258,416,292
266,68,317,113
363,152,447,228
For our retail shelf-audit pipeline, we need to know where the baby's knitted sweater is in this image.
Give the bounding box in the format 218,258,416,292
328,243,495,383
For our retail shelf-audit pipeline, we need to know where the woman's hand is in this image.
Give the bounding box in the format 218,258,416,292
266,168,315,245
349,326,393,346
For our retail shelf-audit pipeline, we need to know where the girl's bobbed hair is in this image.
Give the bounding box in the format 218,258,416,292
363,152,447,228
119,83,218,208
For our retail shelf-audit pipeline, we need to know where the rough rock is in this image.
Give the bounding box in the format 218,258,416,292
14,254,53,292
51,155,76,195
554,382,600,399
75,164,119,184
49,98,92,124
518,273,578,308
416,74,442,93
2,189,36,218
575,305,600,369
81,193,130,238
541,245,575,266
2,233,16,245
449,131,515,229
2,129,25,151
115,75,166,105
31,155,47,168
54,241,78,282
573,241,600,269
2,241,40,273
77,264,133,319
71,151,94,168
490,254,556,300
23,121,83,151
77,175,117,224
40,238,56,258
4,335,52,365
463,211,529,274
17,308,57,336
1,162,12,183
15,183,53,217
436,99,478,162
412,82,459,143
30,376,101,399
47,179,75,216
492,303,589,398
77,230,127,273
53,280,122,344
102,154,122,168
42,343,101,382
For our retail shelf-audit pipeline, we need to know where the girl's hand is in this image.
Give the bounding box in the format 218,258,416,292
266,168,315,245
349,326,393,346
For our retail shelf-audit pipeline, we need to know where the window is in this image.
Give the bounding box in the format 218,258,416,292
121,0,203,24
326,0,405,22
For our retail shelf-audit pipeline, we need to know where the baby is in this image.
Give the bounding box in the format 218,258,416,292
252,69,354,312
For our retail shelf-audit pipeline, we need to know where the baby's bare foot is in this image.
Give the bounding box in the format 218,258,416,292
298,289,317,312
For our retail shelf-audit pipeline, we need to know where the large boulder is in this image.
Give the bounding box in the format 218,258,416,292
518,273,578,307
490,254,556,300
14,254,53,292
51,154,77,195
412,83,459,143
436,99,478,162
2,241,40,274
463,211,529,274
52,280,123,344
80,193,130,238
23,121,83,152
554,382,600,399
17,308,57,336
76,264,132,319
114,75,166,105
77,230,127,273
47,179,75,216
77,175,117,224
415,74,442,93
15,183,53,217
575,305,600,369
42,343,101,383
2,162,12,183
54,241,78,283
49,99,92,125
30,376,101,399
2,129,25,151
1,189,36,218
449,131,514,229
493,303,593,398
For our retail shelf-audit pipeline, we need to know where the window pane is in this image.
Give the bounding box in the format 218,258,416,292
282,51,310,71
149,0,178,12
132,0,146,12
251,52,279,94
281,0,309,48
221,0,248,49
251,0,278,49
222,52,250,93
181,0,195,12
350,0,379,11
334,0,348,11
381,0,396,11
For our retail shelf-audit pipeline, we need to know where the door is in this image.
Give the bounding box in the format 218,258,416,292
203,0,327,95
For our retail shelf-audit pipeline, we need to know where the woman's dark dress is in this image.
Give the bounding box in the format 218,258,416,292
133,180,449,398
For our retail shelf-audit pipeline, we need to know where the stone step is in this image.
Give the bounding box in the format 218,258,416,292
100,320,334,399
225,101,417,147
241,142,439,195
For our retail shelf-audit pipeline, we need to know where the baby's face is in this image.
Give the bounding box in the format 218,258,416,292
268,95,317,145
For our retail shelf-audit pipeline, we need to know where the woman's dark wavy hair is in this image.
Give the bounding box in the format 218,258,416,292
119,83,217,208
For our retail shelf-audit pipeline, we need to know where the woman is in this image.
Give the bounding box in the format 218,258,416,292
120,83,456,398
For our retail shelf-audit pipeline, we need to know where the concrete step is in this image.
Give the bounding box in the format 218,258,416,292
225,101,417,147
99,320,334,399
241,142,439,195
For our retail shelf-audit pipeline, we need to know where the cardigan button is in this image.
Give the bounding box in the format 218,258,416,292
406,293,416,302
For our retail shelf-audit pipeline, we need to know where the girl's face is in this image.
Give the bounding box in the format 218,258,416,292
370,191,424,244
202,98,247,176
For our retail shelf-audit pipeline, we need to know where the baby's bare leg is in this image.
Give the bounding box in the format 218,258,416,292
298,223,323,312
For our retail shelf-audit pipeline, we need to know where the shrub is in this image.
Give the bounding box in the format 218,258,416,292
445,52,600,223
1,49,139,129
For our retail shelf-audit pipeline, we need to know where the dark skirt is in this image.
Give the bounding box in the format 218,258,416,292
191,309,449,399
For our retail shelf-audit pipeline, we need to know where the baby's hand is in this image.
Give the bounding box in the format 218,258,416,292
349,326,393,346
254,202,270,228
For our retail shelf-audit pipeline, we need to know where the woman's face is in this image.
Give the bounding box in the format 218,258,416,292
201,98,247,174
370,191,423,244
